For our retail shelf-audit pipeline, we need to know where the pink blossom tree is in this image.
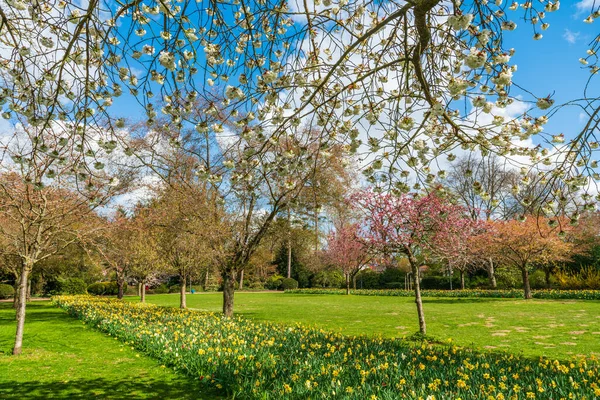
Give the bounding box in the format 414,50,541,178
354,190,474,335
326,223,371,295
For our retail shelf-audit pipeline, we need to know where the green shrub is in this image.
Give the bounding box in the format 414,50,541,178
355,269,381,289
168,285,180,294
529,270,550,289
152,284,169,294
310,270,344,288
495,268,522,289
248,281,265,290
379,268,405,288
61,278,88,295
86,281,125,296
280,278,298,290
0,284,15,299
265,275,284,290
421,275,459,290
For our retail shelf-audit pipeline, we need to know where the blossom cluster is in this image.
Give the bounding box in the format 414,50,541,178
54,295,599,399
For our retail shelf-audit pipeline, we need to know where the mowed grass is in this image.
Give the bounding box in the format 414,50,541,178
0,302,218,399
137,292,600,360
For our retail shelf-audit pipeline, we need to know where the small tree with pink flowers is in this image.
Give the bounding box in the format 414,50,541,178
354,189,475,335
326,223,371,295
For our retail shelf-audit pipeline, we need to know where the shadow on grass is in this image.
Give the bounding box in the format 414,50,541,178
0,377,224,400
422,297,516,304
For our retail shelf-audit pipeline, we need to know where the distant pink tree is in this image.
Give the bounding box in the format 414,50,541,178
326,223,371,295
353,189,474,335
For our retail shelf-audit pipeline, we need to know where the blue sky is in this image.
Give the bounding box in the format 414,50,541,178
108,1,600,143
503,0,599,139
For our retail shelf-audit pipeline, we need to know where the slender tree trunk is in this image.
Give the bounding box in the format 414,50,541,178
314,207,319,253
26,279,31,302
222,268,236,317
488,257,497,288
203,269,209,291
460,270,465,290
352,274,357,290
180,274,187,309
545,268,551,288
140,280,146,303
407,253,426,335
239,270,244,290
287,209,292,279
13,285,19,311
345,273,350,295
117,281,124,299
521,268,532,299
137,282,141,297
13,265,31,355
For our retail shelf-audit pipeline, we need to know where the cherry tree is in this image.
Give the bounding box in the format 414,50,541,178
354,189,473,335
326,223,371,295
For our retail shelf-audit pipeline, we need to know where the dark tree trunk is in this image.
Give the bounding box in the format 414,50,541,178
460,270,465,290
238,270,244,290
13,265,31,355
222,268,236,317
345,273,350,295
488,257,497,288
352,274,357,290
407,253,426,335
117,281,124,300
521,268,532,299
180,274,187,309
140,281,146,303
545,268,551,288
26,279,31,302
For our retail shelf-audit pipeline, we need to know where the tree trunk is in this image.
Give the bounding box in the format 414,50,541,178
239,270,244,290
287,208,292,279
345,273,350,295
13,265,31,355
26,279,31,302
203,269,209,291
140,280,146,303
117,281,124,299
488,257,497,288
352,274,357,290
222,268,236,317
460,270,465,290
407,253,426,335
137,282,141,297
180,274,187,309
521,268,532,299
13,285,19,311
545,268,551,288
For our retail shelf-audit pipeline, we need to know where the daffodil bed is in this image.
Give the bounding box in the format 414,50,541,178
54,295,599,399
284,288,600,300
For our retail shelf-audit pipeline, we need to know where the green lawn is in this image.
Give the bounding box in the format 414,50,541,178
0,302,218,399
136,292,600,360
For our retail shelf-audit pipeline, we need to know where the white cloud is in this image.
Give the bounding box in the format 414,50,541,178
563,29,581,44
575,0,597,16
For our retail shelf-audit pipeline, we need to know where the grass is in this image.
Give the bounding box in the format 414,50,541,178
0,302,219,399
135,292,600,360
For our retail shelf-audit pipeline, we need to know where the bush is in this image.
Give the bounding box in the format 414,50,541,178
280,278,298,290
0,284,15,300
380,268,405,288
46,278,88,295
152,284,169,294
355,270,381,289
86,281,125,296
384,282,403,289
555,267,600,289
265,275,284,290
168,285,180,294
421,275,459,290
495,268,522,289
310,270,345,288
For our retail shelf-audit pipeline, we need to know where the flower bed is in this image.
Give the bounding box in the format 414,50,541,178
54,295,599,399
284,288,600,300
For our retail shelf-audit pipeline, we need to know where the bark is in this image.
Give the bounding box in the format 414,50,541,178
222,268,236,317
180,274,187,309
13,265,31,355
137,282,142,297
287,209,292,279
140,280,146,303
26,279,31,302
13,286,18,311
545,268,551,288
203,269,209,291
521,268,532,300
488,257,497,288
460,270,465,290
239,270,244,290
352,274,357,290
117,281,124,300
408,253,426,335
345,273,350,295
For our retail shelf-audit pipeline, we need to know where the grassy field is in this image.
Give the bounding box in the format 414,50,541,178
135,292,600,360
0,302,218,399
